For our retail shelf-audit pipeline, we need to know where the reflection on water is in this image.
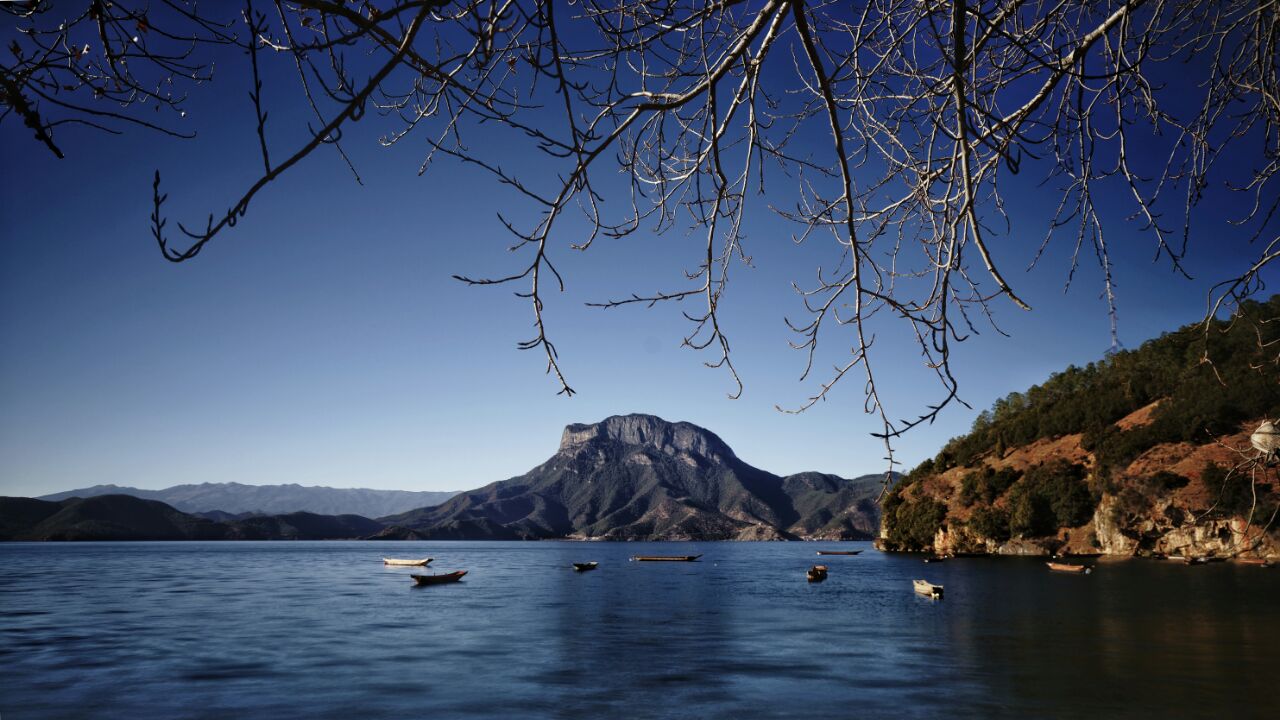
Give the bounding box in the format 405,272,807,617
0,542,1276,719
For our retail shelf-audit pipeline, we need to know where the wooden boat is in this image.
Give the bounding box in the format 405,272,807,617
383,557,432,566
411,570,467,586
631,554,702,562
807,565,829,582
1046,561,1091,574
1237,557,1274,567
913,579,943,598
572,562,599,572
816,550,862,556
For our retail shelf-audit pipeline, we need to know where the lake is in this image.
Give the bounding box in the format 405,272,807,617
1,541,1276,719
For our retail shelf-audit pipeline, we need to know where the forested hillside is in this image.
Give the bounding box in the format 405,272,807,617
882,297,1280,558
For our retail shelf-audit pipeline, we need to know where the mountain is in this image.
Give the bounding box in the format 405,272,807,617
38,482,460,518
881,296,1280,559
380,414,887,540
225,512,385,540
0,495,386,541
1,495,232,541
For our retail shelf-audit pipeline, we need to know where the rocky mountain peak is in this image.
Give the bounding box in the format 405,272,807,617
558,414,736,464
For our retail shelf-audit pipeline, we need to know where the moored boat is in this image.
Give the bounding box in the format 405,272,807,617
631,555,702,562
573,562,599,572
816,550,862,556
411,570,467,586
1046,561,1091,574
1237,557,1274,567
383,557,432,566
913,579,943,598
807,565,829,582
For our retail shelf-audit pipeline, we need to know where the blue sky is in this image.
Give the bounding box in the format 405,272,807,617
2,14,1275,497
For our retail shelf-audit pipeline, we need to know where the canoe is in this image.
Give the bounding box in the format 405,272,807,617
807,565,828,582
816,550,862,556
411,570,467,586
383,557,432,566
913,579,943,598
632,555,702,562
1237,558,1274,567
1046,561,1091,574
573,562,599,572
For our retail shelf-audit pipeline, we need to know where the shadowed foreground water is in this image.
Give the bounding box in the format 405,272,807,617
1,541,1277,719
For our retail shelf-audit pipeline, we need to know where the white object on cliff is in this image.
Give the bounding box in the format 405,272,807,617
1251,421,1279,461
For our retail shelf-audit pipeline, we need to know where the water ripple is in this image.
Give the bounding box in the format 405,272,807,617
0,541,1277,719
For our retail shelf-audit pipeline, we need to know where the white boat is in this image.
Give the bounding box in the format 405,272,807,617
383,558,433,566
913,579,943,598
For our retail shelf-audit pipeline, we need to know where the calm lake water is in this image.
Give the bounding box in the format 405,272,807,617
1,541,1277,719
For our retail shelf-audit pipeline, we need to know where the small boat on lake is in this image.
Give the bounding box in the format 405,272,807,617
1237,557,1274,567
923,556,946,563
384,557,432,566
807,565,829,582
411,570,467,586
816,550,862,556
913,579,943,598
573,562,599,572
631,555,702,562
1046,561,1091,574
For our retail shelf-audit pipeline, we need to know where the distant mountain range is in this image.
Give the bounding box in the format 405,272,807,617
379,414,889,540
38,482,460,518
7,415,889,542
0,495,384,541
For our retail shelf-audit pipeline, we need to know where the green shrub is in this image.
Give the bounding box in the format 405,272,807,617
1108,487,1153,530
1005,460,1095,537
885,497,947,550
1200,462,1278,524
1008,484,1056,537
958,466,1023,507
967,506,1011,542
1148,471,1190,492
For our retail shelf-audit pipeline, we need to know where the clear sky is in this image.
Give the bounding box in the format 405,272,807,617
2,15,1275,498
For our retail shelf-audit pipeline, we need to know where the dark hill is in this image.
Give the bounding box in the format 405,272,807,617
2,495,230,541
229,512,385,540
0,495,386,541
381,414,887,540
